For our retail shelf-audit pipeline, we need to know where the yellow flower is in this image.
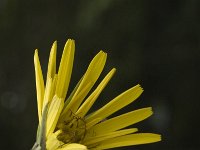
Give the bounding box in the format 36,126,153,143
32,39,161,150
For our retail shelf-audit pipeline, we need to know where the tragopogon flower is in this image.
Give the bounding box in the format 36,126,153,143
32,39,161,150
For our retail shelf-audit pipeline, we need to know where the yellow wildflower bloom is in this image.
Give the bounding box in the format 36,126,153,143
32,39,161,150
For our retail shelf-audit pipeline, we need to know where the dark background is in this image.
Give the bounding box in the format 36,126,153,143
0,0,200,149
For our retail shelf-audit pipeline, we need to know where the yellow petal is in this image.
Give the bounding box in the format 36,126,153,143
57,143,87,150
47,41,57,79
43,74,58,112
55,39,75,99
46,95,64,136
46,130,63,150
86,117,103,130
63,76,83,107
88,107,152,136
83,128,138,146
59,82,92,124
34,49,45,122
76,68,116,118
42,77,52,111
49,74,58,102
94,133,161,150
86,84,143,124
61,51,107,120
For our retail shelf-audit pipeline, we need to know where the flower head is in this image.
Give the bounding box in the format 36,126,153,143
32,39,161,150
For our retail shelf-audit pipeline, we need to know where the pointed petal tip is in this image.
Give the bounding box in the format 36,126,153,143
153,134,162,142
64,39,75,50
52,41,57,49
99,50,107,55
34,49,39,62
145,107,153,116
149,106,153,111
34,49,38,56
50,41,57,53
134,128,139,132
112,68,117,73
148,133,162,142
66,38,75,43
159,134,162,141
101,51,107,60
136,84,144,92
53,40,57,45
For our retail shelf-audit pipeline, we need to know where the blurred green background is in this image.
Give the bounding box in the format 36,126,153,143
0,0,200,149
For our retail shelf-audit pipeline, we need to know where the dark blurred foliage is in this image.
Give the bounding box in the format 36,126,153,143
0,0,200,149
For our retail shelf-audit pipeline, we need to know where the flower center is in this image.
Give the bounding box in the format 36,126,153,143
57,113,86,144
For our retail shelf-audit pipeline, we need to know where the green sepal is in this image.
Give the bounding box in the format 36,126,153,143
32,103,49,150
